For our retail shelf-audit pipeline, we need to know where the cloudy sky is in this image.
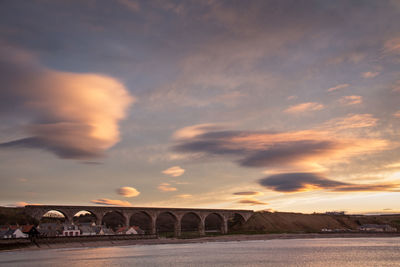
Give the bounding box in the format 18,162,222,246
1,0,400,214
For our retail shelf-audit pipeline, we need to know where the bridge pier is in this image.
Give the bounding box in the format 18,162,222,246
95,217,102,226
198,217,205,236
174,219,181,237
150,215,157,235
221,217,228,234
124,214,130,228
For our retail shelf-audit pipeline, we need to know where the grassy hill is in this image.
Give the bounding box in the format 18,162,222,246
239,211,400,233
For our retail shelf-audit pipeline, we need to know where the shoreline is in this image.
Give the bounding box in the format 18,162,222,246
2,232,400,252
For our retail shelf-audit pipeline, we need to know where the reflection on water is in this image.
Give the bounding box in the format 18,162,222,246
1,238,400,267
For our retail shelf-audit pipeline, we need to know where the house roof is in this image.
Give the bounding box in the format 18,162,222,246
21,225,34,233
0,230,9,238
116,226,128,233
2,229,18,236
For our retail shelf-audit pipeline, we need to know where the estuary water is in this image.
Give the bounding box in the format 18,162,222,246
1,237,399,267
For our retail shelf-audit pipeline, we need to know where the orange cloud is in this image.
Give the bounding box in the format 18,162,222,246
392,80,400,92
233,191,263,196
162,166,185,177
173,124,221,140
173,121,389,171
394,111,400,118
327,83,349,92
116,186,140,197
339,95,362,105
91,198,132,207
158,183,177,192
176,194,192,198
323,114,377,129
383,37,400,54
0,47,134,159
284,102,324,114
362,71,380,78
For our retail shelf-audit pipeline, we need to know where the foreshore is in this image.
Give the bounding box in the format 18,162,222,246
2,232,400,252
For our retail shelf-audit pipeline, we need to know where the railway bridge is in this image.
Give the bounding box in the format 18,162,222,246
24,205,254,237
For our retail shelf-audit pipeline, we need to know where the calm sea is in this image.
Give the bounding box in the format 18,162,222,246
1,237,399,266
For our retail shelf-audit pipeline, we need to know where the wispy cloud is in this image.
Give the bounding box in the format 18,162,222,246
116,186,140,197
176,194,192,198
91,198,132,206
233,191,263,196
162,166,185,177
323,114,377,129
237,199,268,206
237,199,268,205
117,0,140,12
173,124,388,171
392,80,400,92
259,172,399,193
362,71,380,78
327,83,349,92
173,124,222,140
284,102,324,114
383,37,400,54
0,47,134,159
158,183,177,192
339,95,363,105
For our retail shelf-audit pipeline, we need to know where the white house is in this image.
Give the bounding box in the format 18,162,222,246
116,226,138,235
1,229,28,239
63,224,80,236
126,227,138,235
359,224,397,232
79,223,97,236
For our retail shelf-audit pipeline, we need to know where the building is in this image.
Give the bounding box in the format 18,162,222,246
21,225,40,238
62,224,80,236
79,223,97,236
132,226,145,234
95,225,114,235
359,224,397,232
0,228,27,239
116,226,138,235
325,211,346,215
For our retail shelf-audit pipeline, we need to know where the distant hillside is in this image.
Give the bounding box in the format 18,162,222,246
239,211,400,233
0,207,38,225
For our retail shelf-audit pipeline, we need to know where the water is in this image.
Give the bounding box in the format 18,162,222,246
1,238,399,266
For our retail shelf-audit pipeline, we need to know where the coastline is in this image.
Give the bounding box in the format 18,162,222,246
2,232,400,253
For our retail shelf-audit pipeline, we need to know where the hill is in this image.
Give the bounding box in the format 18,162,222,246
239,211,400,233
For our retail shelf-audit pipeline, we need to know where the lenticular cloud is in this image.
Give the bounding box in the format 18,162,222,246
0,47,134,159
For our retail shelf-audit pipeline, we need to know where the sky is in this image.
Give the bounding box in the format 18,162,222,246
1,0,400,214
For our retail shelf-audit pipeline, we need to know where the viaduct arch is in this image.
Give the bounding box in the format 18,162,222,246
24,205,253,237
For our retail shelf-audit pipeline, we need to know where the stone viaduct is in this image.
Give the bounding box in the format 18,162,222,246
24,205,254,237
